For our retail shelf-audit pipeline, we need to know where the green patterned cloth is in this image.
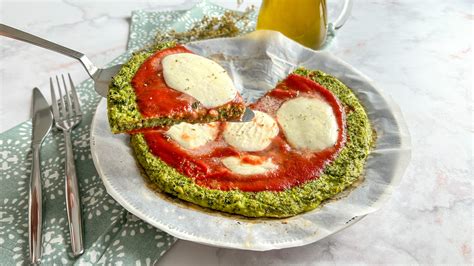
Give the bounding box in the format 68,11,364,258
0,1,254,264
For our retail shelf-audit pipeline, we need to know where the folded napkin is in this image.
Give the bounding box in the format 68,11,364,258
0,1,255,264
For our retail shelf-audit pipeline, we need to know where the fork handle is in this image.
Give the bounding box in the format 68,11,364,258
63,130,84,256
0,23,98,78
29,145,43,264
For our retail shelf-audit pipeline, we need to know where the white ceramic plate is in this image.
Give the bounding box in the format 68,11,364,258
90,31,411,251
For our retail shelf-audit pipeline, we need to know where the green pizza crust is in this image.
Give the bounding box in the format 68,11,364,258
130,69,375,218
107,42,245,134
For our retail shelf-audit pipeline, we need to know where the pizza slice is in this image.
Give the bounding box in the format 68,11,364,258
107,43,246,133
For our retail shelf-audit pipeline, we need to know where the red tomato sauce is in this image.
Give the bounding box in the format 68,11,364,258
132,46,194,117
143,74,346,192
131,45,243,118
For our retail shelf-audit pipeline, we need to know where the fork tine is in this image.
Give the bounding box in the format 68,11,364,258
68,73,82,116
50,77,60,120
56,75,66,119
62,74,73,119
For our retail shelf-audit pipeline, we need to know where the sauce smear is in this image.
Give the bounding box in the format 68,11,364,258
143,74,346,192
132,46,195,117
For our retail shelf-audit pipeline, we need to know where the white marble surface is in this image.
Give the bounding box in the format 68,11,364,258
1,0,472,264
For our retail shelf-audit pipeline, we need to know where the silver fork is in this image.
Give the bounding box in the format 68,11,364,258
50,74,84,256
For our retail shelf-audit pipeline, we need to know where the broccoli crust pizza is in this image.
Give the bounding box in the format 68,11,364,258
128,68,374,218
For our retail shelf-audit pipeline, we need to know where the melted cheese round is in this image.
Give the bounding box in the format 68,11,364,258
162,53,237,108
277,97,338,151
222,156,277,175
223,111,279,152
166,122,219,150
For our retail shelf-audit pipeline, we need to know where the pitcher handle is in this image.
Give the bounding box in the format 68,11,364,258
333,0,353,30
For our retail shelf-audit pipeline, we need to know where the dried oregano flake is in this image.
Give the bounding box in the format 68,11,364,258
154,6,255,44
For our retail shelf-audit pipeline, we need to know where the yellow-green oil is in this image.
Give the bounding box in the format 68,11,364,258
257,0,328,49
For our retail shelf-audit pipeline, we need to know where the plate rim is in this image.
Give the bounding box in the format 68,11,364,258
90,98,370,250
90,31,411,251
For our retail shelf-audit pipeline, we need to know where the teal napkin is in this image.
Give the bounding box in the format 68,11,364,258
0,1,255,264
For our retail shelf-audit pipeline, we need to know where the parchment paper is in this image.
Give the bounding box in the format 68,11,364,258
90,30,411,250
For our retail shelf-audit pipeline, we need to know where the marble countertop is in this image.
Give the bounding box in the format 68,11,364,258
1,0,472,264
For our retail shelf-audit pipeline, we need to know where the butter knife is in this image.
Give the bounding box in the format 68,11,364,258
29,88,53,264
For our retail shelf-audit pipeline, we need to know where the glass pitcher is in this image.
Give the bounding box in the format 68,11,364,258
256,0,353,49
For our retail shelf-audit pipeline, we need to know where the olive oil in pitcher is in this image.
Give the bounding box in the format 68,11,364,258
256,0,328,49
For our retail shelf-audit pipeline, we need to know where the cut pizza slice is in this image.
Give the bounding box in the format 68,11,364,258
107,43,246,133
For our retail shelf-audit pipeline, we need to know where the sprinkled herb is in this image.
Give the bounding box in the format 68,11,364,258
154,7,255,44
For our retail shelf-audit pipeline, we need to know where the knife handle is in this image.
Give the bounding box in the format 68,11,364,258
29,145,42,264
63,130,84,256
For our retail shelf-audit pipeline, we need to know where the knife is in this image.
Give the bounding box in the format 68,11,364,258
29,87,53,264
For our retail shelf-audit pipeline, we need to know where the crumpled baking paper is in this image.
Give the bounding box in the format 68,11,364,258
91,30,411,251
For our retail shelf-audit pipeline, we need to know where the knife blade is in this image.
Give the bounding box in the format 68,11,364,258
29,87,52,264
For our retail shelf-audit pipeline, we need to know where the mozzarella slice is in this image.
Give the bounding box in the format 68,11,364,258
223,111,279,152
222,156,277,175
277,97,338,151
162,53,237,107
166,122,219,150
